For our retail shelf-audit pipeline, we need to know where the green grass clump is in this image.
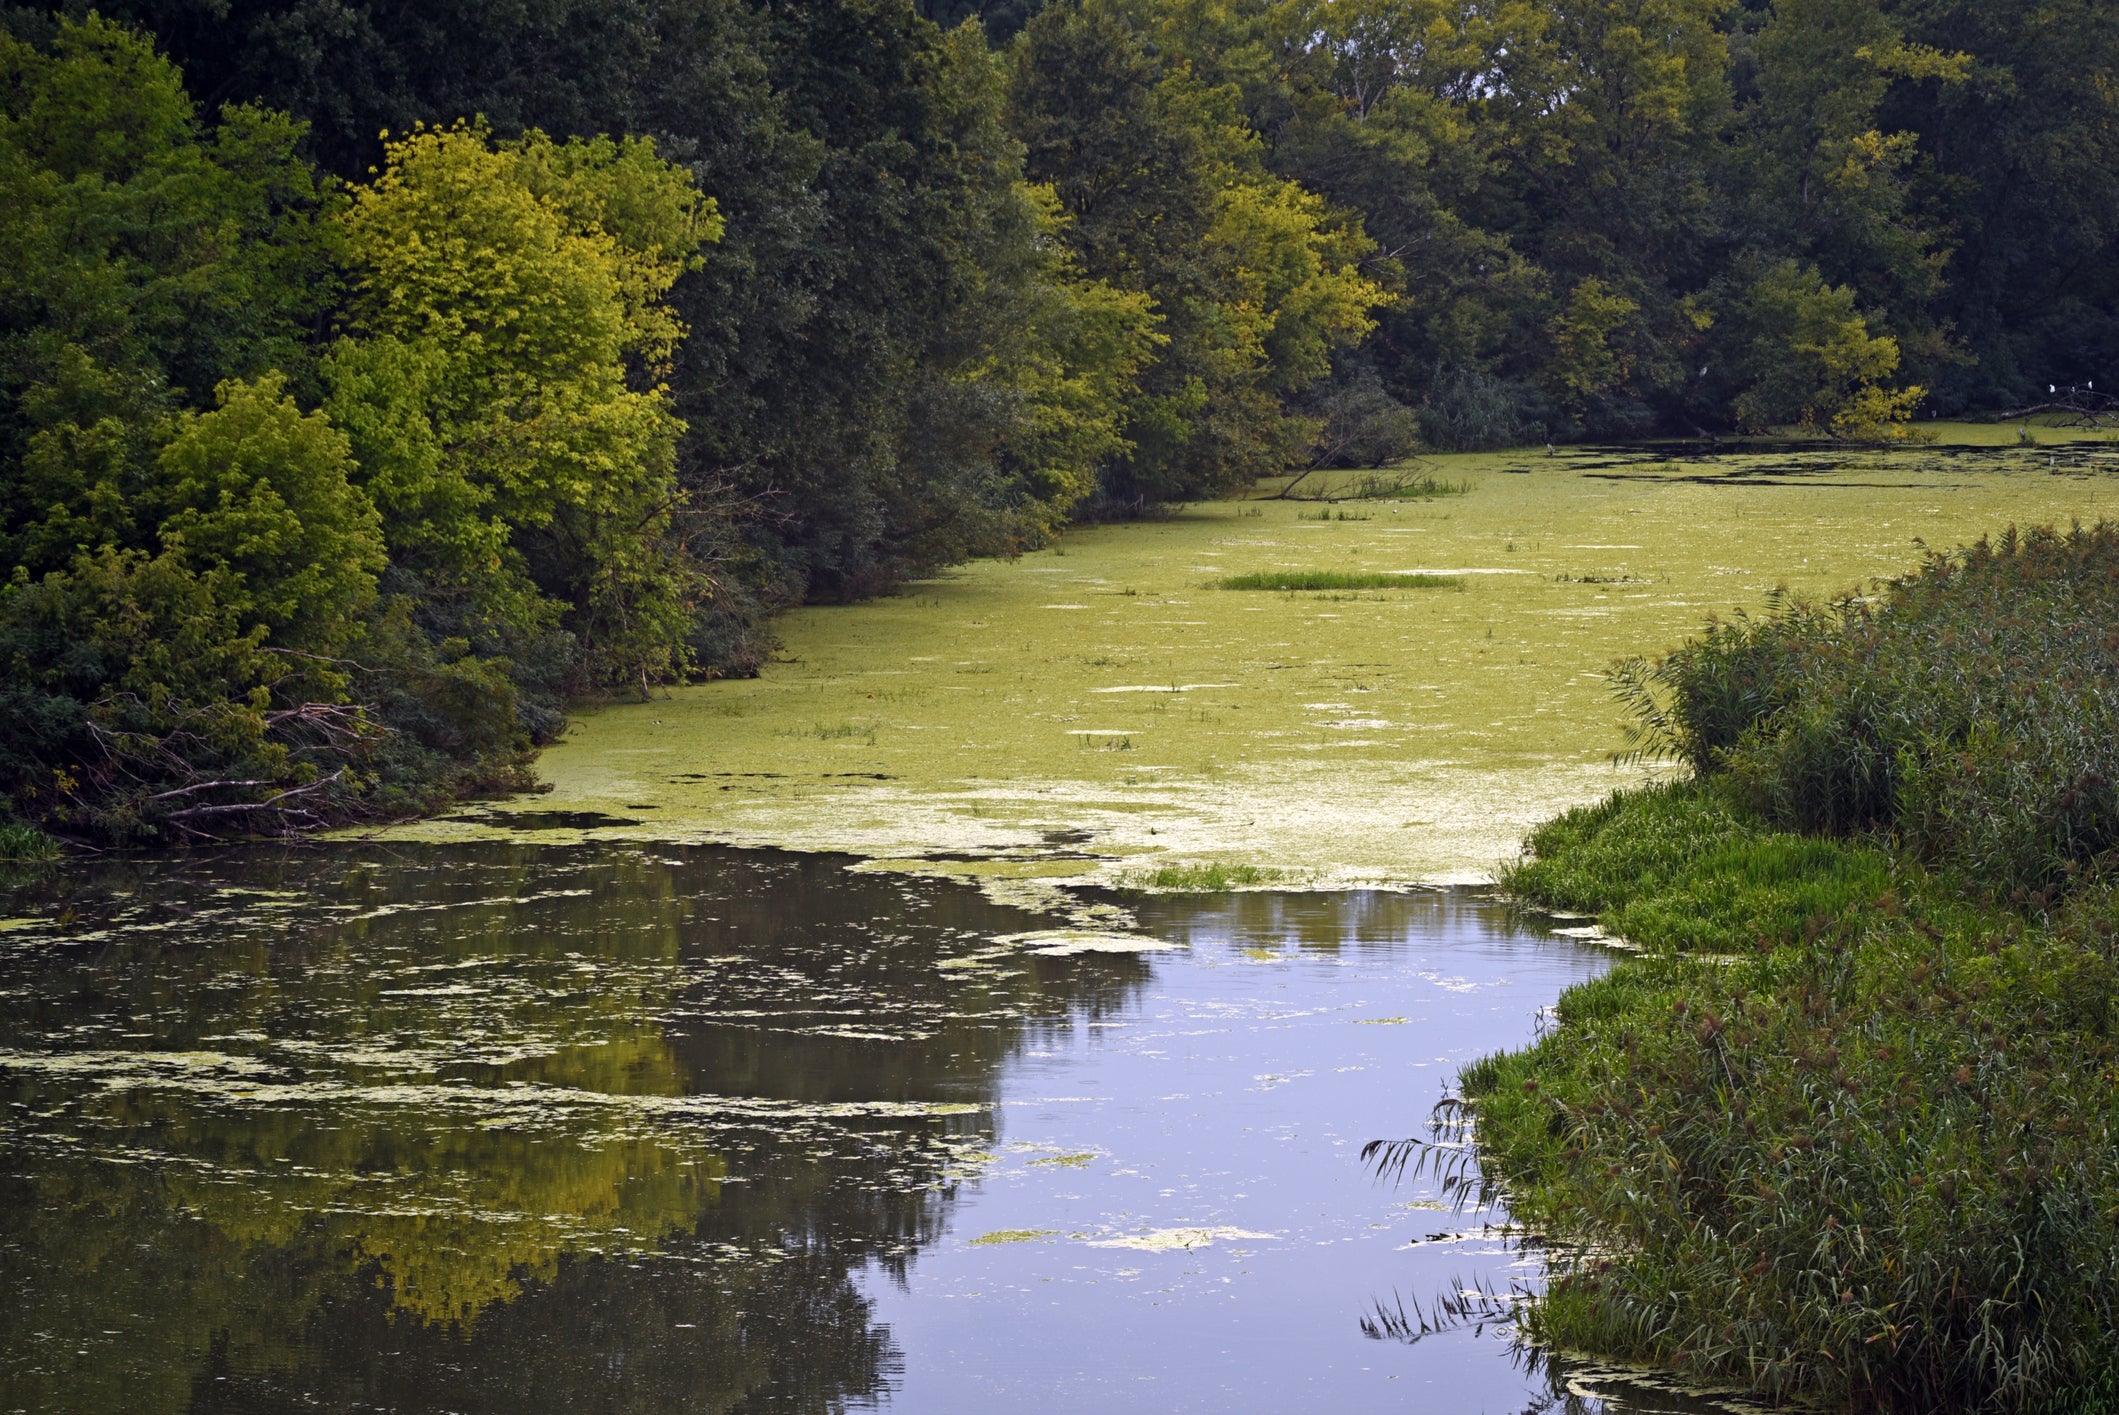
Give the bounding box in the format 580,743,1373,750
1131,861,1287,890
1500,781,1892,954
1474,790,2119,1412
0,820,60,861
1215,570,1459,592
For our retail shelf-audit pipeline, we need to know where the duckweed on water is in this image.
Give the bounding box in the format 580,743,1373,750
374,434,2119,886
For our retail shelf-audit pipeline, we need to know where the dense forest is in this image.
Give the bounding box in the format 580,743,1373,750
4,0,2116,844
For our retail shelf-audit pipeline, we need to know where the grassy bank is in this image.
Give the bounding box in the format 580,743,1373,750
1465,525,2119,1413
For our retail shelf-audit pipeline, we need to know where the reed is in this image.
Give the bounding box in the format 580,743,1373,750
1215,570,1460,592
1461,524,2119,1413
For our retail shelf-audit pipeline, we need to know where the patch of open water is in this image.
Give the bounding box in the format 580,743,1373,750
0,845,1735,1413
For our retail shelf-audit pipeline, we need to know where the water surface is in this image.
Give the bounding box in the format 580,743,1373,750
385,433,2119,884
0,843,1742,1412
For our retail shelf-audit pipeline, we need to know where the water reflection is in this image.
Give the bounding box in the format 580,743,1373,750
0,846,1682,1413
1,845,1143,1413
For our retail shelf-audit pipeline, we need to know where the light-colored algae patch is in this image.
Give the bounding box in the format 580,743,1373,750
968,1229,1063,1246
1082,1226,1277,1252
993,929,1174,957
369,429,2119,884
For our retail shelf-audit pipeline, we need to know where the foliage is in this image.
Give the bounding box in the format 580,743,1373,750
1010,0,1388,506
330,119,714,692
1479,780,2119,1413
0,817,61,859
1727,260,1925,437
1469,525,2119,1406
8,0,2119,842
1609,523,2119,896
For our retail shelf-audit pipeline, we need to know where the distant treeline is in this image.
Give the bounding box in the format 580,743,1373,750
3,0,2114,843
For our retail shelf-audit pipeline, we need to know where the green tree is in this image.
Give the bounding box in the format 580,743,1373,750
1011,0,1385,504
1727,259,1924,436
328,121,716,691
155,373,385,649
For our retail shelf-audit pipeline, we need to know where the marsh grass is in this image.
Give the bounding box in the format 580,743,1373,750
1216,570,1461,592
1477,787,2119,1413
781,721,878,743
1129,861,1288,891
1610,523,2119,896
1464,523,2119,1413
1284,470,1474,502
0,820,60,860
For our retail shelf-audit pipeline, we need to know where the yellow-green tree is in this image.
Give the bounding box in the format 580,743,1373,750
1012,0,1387,505
327,122,718,691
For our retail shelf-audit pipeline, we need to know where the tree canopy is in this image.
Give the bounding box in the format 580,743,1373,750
3,0,2115,840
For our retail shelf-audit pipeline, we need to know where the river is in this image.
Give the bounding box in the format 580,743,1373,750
10,435,2112,1412
0,842,1739,1414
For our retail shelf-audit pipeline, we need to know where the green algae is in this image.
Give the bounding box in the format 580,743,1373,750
368,428,2119,885
968,1229,1062,1246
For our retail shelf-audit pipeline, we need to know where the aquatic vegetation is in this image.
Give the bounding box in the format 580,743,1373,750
379,441,2119,888
1215,570,1459,590
1130,862,1290,891
1475,787,2119,1412
1611,523,2119,894
968,1229,1062,1246
0,820,60,861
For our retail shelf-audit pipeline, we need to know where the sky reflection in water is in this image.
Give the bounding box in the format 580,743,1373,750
0,845,1723,1413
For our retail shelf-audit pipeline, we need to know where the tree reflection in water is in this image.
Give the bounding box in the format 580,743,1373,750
0,844,1150,1413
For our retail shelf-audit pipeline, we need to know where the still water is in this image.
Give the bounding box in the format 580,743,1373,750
0,844,1704,1413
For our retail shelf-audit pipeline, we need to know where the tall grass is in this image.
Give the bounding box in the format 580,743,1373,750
1129,861,1287,890
1611,523,2119,897
1460,523,2119,1413
1479,789,2119,1413
0,819,60,860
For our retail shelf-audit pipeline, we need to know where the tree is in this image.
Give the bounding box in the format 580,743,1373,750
1727,259,1924,437
156,373,385,649
328,121,716,691
1011,0,1385,505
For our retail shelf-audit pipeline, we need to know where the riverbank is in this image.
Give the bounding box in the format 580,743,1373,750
1467,526,2119,1413
373,430,2119,890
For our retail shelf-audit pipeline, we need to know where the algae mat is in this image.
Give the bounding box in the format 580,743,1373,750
387,434,2119,884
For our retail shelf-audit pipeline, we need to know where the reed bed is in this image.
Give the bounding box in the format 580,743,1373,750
1464,524,2119,1413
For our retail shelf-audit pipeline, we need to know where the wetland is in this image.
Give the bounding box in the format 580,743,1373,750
6,434,2118,1413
